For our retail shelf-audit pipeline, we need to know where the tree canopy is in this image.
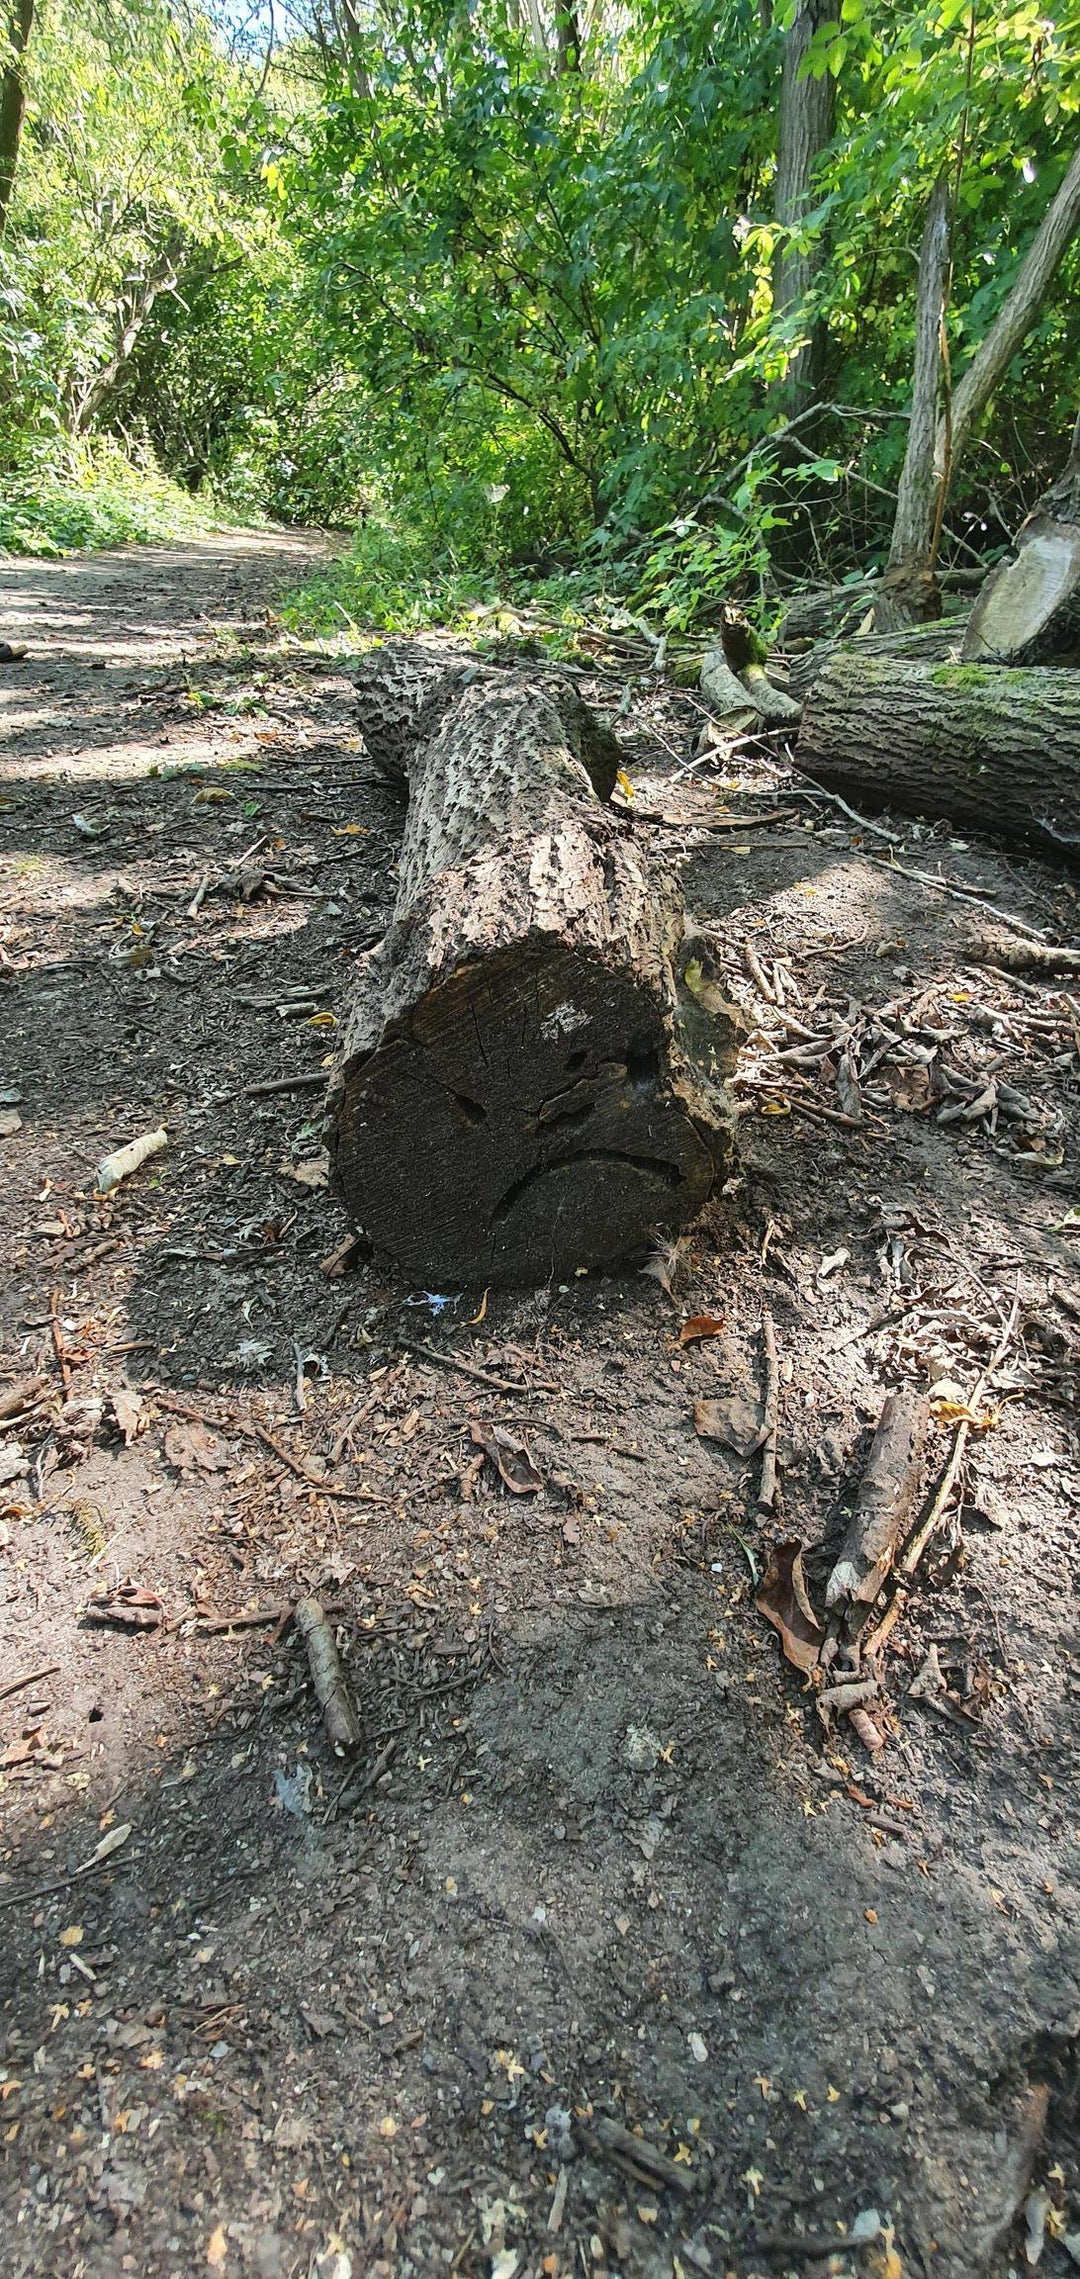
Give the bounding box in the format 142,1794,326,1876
2,0,1079,615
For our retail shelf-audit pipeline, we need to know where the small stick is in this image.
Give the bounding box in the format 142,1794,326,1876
398,1339,525,1395
198,1605,291,1635
187,874,211,919
49,1288,70,1395
900,1288,1021,1577
149,1387,390,1506
245,1072,326,1098
0,1663,61,1704
758,1308,780,1511
295,1595,361,1753
744,941,777,1003
244,1420,389,1505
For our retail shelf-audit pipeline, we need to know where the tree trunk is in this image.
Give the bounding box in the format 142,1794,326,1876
554,0,581,72
772,0,836,412
874,178,951,632
936,141,1080,492
328,647,737,1285
0,0,34,242
67,230,184,434
797,653,1080,858
962,421,1080,664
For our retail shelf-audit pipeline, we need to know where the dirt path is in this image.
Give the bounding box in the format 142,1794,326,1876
0,537,1077,2279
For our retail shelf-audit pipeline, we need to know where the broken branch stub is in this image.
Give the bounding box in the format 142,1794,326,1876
329,645,737,1284
825,1389,930,1611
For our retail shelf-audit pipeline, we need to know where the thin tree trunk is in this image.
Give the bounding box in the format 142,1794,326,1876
67,231,184,434
934,139,1080,495
772,0,836,412
874,178,951,631
554,0,581,72
0,0,34,242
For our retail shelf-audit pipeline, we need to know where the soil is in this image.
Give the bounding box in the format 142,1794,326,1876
0,533,1078,2279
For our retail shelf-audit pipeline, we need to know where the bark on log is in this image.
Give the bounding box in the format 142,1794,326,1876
328,645,737,1284
963,428,1080,665
787,611,971,704
797,654,1080,858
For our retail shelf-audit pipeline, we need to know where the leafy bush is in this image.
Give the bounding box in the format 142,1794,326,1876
0,439,235,557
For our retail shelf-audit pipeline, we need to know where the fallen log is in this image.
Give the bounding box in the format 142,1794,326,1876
786,611,970,705
328,646,737,1284
796,654,1080,858
963,429,1080,665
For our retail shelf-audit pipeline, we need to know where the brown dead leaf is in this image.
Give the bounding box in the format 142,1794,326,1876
469,1419,543,1495
835,1047,863,1122
755,1540,825,1672
881,1059,932,1114
110,1388,144,1446
281,1153,330,1189
678,1314,726,1347
693,1392,763,1459
163,1422,231,1476
320,1232,362,1279
86,1583,165,1632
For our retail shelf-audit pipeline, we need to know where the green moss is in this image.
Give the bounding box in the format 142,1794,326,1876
930,664,996,691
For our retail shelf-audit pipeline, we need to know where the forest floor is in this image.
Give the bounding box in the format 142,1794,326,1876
0,533,1077,2279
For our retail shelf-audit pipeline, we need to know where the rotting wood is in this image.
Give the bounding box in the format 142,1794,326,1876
295,1595,361,1754
328,644,738,1285
825,1389,930,1611
590,2116,696,2196
798,654,1080,859
967,935,1080,977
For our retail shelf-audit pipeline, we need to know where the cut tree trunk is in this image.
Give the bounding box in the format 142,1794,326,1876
328,646,737,1284
797,653,1080,858
963,424,1080,664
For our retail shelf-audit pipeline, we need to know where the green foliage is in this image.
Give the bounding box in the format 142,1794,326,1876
2,0,1080,611
0,437,232,555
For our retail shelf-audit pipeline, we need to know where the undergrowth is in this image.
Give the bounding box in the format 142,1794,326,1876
0,439,244,558
280,504,767,647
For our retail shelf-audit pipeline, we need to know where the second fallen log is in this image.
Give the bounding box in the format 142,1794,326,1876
329,647,737,1285
797,654,1080,859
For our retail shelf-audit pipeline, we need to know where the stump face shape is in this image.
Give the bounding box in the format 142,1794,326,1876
329,649,734,1284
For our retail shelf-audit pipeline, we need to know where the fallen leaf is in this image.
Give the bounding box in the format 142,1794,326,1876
59,1926,84,1948
206,2223,228,2269
110,1389,144,1446
469,1420,542,1495
678,1314,726,1347
163,1423,231,1476
0,1109,22,1138
281,1154,330,1189
86,1583,165,1631
755,1540,825,1672
77,1822,133,1871
693,1392,763,1458
835,1047,863,1121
